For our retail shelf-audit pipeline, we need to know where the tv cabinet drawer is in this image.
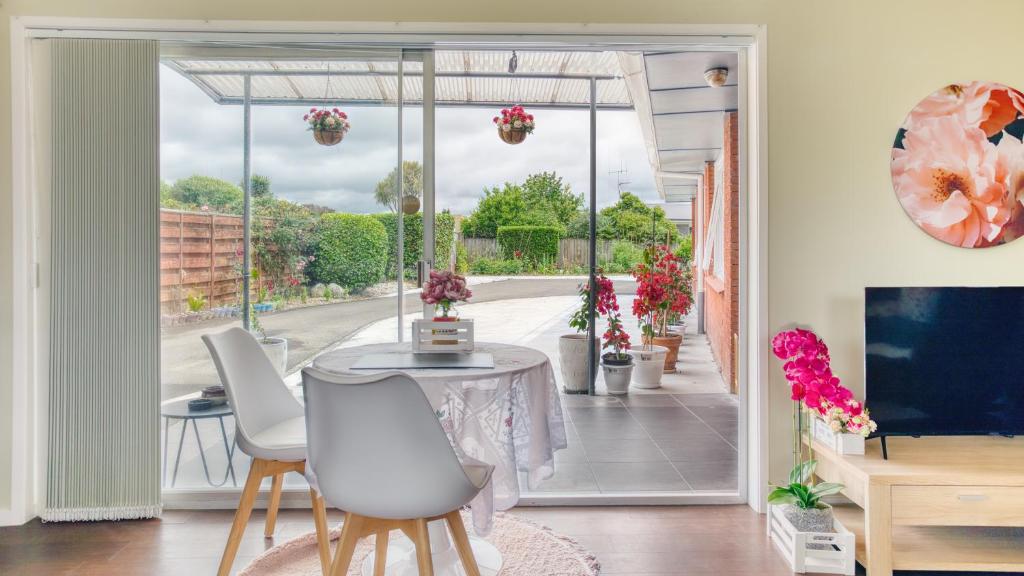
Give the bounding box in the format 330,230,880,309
893,486,1024,527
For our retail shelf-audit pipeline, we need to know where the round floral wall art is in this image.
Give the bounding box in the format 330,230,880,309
892,81,1024,248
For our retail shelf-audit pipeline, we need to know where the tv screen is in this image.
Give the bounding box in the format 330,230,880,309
865,287,1024,438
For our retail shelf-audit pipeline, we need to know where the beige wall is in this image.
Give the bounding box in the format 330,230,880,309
4,1,1024,510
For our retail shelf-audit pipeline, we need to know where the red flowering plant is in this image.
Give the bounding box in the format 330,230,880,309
602,309,632,363
569,271,615,333
493,105,536,134
304,107,351,134
631,245,693,345
772,328,878,466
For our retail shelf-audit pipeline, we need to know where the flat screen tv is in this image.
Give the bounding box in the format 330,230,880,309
865,286,1024,439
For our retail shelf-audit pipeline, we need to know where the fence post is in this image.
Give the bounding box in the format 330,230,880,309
176,211,184,314
209,213,216,308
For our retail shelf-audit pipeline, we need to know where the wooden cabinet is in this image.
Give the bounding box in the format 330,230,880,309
810,436,1024,576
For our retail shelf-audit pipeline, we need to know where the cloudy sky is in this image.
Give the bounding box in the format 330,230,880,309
160,65,658,215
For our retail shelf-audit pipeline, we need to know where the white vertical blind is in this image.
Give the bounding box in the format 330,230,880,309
44,38,161,522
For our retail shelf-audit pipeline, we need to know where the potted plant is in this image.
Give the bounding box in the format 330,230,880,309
559,273,609,394
631,244,693,373
493,105,535,144
420,269,473,344
250,305,287,376
768,460,844,533
304,107,350,146
601,301,633,396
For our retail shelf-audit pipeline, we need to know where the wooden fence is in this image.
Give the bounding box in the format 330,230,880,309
160,209,246,314
462,237,615,269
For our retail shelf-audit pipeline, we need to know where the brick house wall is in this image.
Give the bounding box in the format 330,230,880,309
701,111,740,393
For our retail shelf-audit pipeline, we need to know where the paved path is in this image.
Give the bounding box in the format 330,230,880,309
161,277,636,399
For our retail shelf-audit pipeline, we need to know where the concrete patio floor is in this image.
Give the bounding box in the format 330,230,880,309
161,278,738,496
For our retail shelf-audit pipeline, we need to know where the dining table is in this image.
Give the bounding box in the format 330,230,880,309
313,340,568,576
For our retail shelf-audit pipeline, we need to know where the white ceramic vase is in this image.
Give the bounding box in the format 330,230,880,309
558,334,599,393
601,358,634,395
628,345,668,389
259,337,288,377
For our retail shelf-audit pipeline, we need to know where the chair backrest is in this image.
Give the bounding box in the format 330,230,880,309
302,366,481,520
202,327,303,452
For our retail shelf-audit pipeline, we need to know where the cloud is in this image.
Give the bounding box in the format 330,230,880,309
161,65,659,215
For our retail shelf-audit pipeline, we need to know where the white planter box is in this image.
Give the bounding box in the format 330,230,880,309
411,319,474,353
768,504,855,576
813,416,865,456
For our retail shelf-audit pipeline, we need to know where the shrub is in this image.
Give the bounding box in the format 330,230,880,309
455,242,469,274
601,240,645,274
675,235,694,266
496,225,560,264
310,213,388,292
468,257,527,275
372,210,456,277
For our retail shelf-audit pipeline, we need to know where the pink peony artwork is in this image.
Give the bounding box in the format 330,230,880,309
892,81,1024,248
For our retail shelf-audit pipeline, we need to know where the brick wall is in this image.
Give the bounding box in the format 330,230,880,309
702,112,740,393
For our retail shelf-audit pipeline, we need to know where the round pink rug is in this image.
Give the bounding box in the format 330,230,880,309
239,511,600,575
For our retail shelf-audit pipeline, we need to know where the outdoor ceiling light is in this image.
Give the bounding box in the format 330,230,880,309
704,67,729,88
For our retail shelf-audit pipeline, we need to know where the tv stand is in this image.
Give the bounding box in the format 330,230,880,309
810,435,1024,576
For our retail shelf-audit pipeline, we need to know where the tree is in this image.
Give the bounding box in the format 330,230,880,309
170,175,243,211
374,161,423,212
242,174,273,200
521,172,583,227
598,192,677,244
461,183,564,238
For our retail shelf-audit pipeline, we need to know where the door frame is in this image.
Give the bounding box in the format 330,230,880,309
7,17,769,524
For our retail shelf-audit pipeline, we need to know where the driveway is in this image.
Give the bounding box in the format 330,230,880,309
162,276,636,399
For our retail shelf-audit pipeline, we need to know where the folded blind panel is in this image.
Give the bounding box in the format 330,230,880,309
44,38,161,522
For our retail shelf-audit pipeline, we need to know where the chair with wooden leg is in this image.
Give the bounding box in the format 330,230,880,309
202,328,332,576
301,367,494,576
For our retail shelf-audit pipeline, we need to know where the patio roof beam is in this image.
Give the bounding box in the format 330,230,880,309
178,69,622,81
212,97,634,110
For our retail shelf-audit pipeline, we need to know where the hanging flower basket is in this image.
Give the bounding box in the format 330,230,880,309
305,107,350,147
493,105,535,145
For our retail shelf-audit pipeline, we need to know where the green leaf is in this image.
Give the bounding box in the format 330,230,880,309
810,482,845,498
789,460,817,484
767,488,798,506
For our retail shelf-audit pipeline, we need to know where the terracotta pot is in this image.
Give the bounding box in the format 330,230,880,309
498,127,528,144
313,129,345,146
431,315,458,345
642,332,683,373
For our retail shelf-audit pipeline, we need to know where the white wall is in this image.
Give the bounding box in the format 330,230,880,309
4,0,1024,514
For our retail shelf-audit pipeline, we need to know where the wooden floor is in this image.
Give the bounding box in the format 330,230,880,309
0,505,797,575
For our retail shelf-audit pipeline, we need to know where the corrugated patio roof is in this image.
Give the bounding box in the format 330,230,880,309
164,50,633,109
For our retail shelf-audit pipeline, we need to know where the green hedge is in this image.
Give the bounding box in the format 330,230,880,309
372,211,456,276
310,213,388,292
468,257,528,275
496,225,560,264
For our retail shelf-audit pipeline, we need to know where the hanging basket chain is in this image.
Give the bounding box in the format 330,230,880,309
304,61,350,146
494,50,535,145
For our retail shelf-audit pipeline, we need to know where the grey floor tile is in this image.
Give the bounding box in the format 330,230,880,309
523,463,600,493
655,435,738,463
590,461,690,492
573,419,651,440
616,394,684,407
673,458,739,491
567,406,634,422
561,394,623,408
580,437,669,463
553,445,590,464
674,393,739,407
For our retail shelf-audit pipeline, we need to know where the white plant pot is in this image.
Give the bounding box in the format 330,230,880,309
628,345,668,389
260,337,288,377
558,334,599,393
601,360,634,395
813,416,866,455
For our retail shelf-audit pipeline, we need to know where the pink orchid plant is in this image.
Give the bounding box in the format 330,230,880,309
420,270,472,318
772,328,878,464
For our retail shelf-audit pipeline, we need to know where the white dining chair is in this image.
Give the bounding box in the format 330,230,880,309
302,366,494,576
203,327,331,576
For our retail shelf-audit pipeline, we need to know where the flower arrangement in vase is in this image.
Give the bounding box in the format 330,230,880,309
631,244,693,374
304,107,350,146
420,269,472,320
493,105,535,144
769,327,879,531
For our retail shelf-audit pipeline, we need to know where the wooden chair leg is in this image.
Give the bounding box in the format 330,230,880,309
412,518,435,576
310,489,331,576
373,529,389,576
264,473,284,537
445,511,481,576
330,512,365,576
217,458,267,576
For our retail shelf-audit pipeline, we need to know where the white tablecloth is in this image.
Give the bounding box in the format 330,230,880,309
312,341,568,535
